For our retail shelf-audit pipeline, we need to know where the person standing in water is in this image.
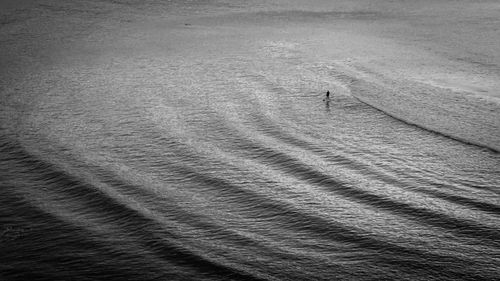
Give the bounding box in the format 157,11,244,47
323,90,331,111
324,90,331,101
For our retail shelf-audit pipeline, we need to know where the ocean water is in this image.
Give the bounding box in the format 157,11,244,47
1,1,499,280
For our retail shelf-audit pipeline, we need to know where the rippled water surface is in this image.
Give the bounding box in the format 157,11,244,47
1,1,500,280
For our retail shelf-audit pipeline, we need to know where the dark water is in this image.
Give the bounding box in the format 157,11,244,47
1,1,500,280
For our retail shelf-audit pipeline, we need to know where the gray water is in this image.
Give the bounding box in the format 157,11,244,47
1,1,500,280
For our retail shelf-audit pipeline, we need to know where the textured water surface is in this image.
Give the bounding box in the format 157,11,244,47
1,1,500,280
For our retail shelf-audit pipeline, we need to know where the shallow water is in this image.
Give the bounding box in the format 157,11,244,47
1,1,500,280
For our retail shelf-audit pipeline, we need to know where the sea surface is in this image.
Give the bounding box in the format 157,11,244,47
1,1,500,280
